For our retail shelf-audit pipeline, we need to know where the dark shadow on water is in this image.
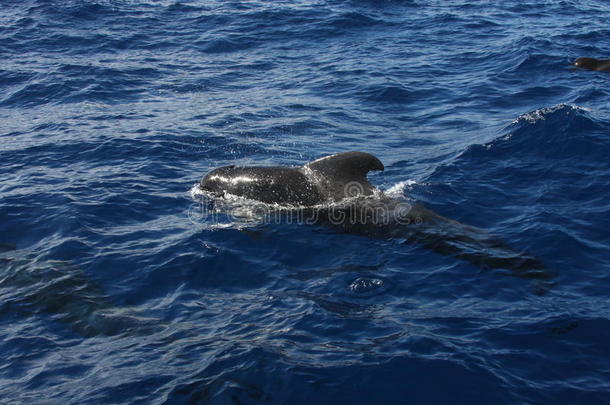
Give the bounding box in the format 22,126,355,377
0,244,164,338
310,198,556,293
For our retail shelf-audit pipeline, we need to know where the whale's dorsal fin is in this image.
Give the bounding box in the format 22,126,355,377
305,151,384,177
303,151,384,201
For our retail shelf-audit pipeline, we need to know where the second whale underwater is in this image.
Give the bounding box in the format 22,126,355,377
200,151,550,281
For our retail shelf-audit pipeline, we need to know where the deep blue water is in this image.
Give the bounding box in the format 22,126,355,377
2,0,610,403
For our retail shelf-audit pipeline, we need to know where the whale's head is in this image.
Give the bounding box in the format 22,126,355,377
200,165,273,198
574,57,602,71
200,165,239,195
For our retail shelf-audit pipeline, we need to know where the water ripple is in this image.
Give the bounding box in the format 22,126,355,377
2,0,610,403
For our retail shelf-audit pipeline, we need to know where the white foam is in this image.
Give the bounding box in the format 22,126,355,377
511,104,591,125
384,180,416,198
189,183,205,198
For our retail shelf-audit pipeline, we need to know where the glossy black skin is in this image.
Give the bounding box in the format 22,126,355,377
200,151,383,206
574,57,610,72
200,165,323,206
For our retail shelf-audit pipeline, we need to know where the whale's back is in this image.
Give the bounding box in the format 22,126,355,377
200,165,323,206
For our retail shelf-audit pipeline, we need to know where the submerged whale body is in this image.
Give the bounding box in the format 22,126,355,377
200,152,550,280
0,245,162,337
573,57,610,72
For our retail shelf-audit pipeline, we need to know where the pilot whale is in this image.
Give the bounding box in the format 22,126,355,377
573,57,610,72
0,244,162,337
200,152,549,280
201,151,383,205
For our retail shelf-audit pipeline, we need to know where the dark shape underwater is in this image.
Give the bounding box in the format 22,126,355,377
200,152,551,282
0,244,162,337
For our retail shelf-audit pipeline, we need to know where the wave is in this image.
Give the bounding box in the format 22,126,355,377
419,104,610,276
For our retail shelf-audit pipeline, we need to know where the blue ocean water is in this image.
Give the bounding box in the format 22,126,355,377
2,0,610,403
